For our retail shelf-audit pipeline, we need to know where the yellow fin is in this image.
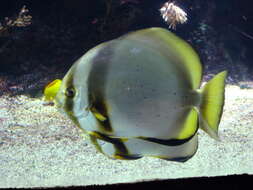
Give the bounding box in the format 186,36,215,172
90,107,107,121
43,79,62,101
113,154,142,160
113,155,127,160
177,108,198,140
199,71,227,140
87,131,102,139
128,27,202,89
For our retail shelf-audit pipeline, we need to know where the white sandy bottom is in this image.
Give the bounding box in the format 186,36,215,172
0,85,252,188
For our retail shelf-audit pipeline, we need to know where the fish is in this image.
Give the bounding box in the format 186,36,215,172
50,27,227,162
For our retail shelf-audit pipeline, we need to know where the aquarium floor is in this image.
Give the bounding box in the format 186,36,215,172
0,85,252,188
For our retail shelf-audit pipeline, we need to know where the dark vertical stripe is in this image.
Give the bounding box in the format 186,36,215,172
62,64,82,129
87,42,117,133
63,74,74,116
89,93,113,133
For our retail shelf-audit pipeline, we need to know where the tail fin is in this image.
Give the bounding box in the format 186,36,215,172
199,71,227,140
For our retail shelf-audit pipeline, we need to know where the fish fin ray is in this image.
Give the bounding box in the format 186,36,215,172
43,79,62,101
199,71,227,140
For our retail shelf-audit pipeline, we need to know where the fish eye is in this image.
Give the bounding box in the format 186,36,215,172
65,87,76,98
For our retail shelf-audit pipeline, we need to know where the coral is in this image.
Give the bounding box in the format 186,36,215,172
0,6,32,37
160,1,187,29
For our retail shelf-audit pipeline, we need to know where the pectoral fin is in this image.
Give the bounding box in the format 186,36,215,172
90,107,107,121
88,98,113,133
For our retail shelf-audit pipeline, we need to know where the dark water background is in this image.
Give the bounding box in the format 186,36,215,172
0,1,252,188
0,0,253,96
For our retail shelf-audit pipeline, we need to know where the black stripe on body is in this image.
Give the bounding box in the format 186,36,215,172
87,43,117,134
62,72,82,128
138,135,194,146
139,114,199,146
114,154,142,160
90,131,128,155
157,141,198,163
63,75,75,115
89,94,113,133
89,131,141,160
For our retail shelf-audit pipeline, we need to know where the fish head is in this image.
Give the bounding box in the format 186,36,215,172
55,63,89,120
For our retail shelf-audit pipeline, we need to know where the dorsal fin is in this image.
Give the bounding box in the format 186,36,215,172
124,27,202,89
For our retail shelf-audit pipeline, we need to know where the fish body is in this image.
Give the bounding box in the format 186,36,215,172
52,27,227,161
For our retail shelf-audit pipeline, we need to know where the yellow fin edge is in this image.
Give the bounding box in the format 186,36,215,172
177,108,198,140
43,79,62,101
135,28,202,89
91,109,107,121
199,71,227,140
